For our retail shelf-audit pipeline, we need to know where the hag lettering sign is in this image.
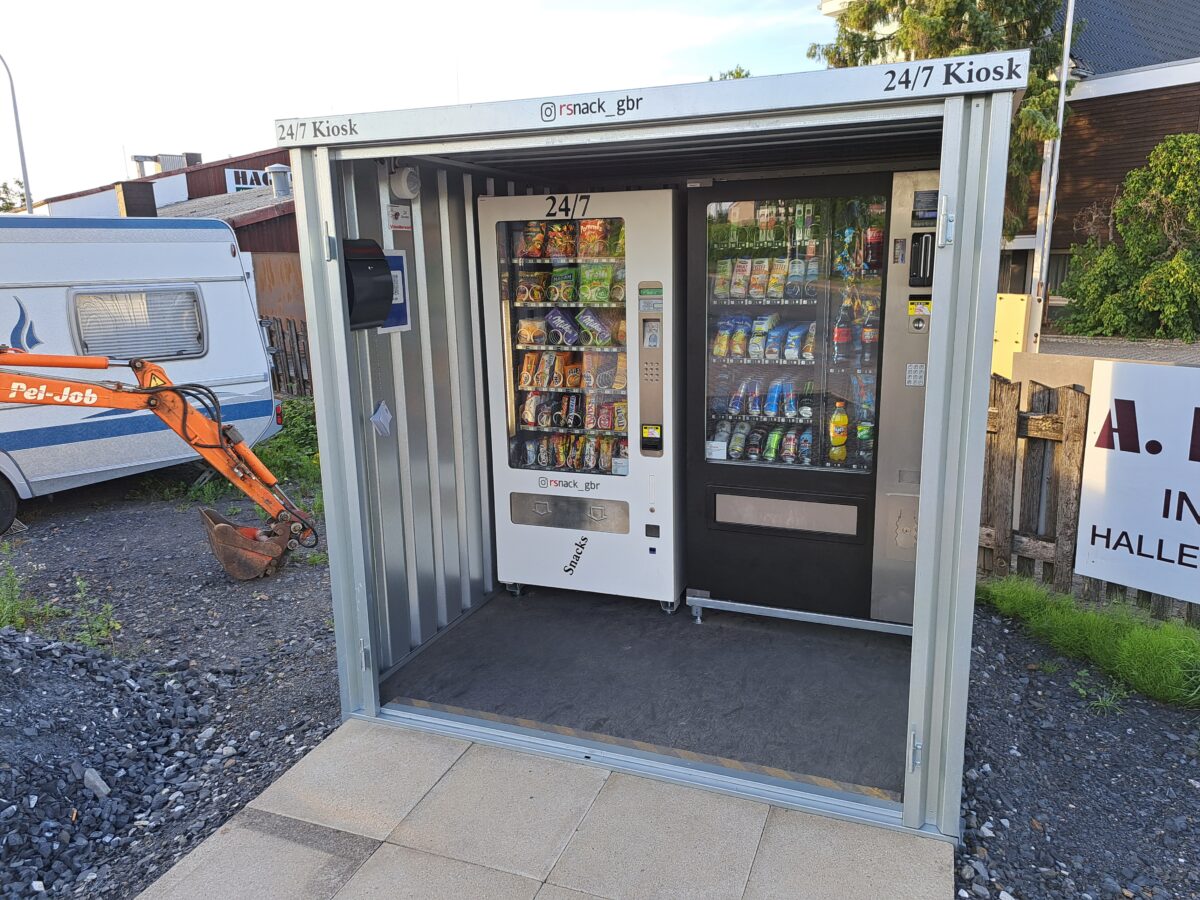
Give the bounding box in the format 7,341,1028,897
1075,361,1200,602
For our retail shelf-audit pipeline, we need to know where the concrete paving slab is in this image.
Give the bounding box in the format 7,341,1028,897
388,743,610,880
548,773,769,900
534,885,607,899
137,808,377,900
742,807,952,900
249,718,469,840
332,843,540,900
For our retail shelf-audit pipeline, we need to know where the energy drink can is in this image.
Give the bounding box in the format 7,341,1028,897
746,428,768,461
728,379,750,415
781,380,799,418
764,379,785,417
728,422,751,460
746,380,764,417
780,428,799,463
763,427,785,462
798,427,814,465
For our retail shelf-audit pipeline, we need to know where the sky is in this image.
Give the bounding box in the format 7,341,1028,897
0,0,836,202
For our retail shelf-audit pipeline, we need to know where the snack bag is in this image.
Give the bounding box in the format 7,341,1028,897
545,222,577,258
711,316,735,357
518,221,547,258
577,307,614,346
516,271,550,303
534,351,557,387
748,258,771,300
612,352,627,390
520,391,540,426
582,352,605,388
578,219,609,257
713,259,733,299
518,351,540,388
610,266,627,303
617,438,629,458
536,398,555,427
615,317,627,346
766,257,789,299
613,400,628,431
584,395,599,429
784,258,806,299
582,436,598,471
549,353,566,388
546,307,581,345
783,323,808,360
765,324,789,360
579,263,614,303
598,437,614,473
597,403,614,431
748,313,781,359
522,438,537,467
553,434,569,468
611,221,626,257
564,360,583,389
566,434,585,469
548,267,577,303
517,317,547,345
730,258,752,298
537,436,552,467
729,316,753,358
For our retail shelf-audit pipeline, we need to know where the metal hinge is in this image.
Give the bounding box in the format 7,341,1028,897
936,194,955,248
360,638,371,671
909,729,924,771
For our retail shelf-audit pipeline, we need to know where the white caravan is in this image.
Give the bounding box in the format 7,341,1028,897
0,217,280,531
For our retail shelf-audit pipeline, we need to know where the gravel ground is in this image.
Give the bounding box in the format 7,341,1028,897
0,473,338,897
958,611,1200,900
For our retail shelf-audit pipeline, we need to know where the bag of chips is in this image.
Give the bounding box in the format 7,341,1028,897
548,267,577,303
764,324,789,360
729,316,753,358
515,271,550,303
578,219,610,257
545,222,577,258
518,221,547,258
579,263,614,303
748,314,780,359
711,316,735,357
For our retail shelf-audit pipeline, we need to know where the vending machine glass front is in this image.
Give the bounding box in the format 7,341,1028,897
496,218,630,476
702,197,886,472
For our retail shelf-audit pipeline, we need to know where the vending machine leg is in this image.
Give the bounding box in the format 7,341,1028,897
505,582,525,597
659,598,681,616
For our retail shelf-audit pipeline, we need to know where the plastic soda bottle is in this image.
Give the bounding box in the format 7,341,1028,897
831,297,854,364
860,300,879,365
828,401,849,463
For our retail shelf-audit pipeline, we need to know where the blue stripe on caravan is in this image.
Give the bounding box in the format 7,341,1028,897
0,399,274,452
0,217,231,232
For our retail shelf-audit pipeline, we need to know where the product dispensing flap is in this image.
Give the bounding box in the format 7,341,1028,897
343,239,393,330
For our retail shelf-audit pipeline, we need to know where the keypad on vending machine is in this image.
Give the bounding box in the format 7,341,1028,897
642,361,661,383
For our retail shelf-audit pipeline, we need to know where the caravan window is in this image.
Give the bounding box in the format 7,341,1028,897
73,287,206,359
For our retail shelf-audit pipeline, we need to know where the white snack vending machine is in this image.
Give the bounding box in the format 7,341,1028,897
477,190,681,605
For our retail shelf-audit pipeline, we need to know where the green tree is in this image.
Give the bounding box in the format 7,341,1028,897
710,66,751,81
1059,133,1200,340
809,0,1070,238
0,180,24,213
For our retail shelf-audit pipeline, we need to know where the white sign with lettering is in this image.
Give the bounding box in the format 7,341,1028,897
225,168,272,193
1075,361,1200,602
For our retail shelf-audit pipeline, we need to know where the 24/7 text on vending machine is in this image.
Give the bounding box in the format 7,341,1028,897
276,119,358,142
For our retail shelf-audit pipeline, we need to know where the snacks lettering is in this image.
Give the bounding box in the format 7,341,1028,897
730,258,752,298
578,219,609,257
711,316,735,357
579,263,614,303
545,308,581,346
765,323,789,360
748,258,770,300
518,221,547,258
577,307,613,346
713,259,733,299
548,267,577,303
545,222,577,258
516,271,550,303
518,351,540,388
784,258,806,299
766,257,789,299
783,323,808,360
729,316,753,358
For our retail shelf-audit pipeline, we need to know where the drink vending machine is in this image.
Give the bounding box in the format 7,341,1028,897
477,191,682,606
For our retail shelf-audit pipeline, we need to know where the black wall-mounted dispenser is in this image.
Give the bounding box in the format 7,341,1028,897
343,239,393,330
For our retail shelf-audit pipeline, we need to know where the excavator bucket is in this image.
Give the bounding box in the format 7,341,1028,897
199,509,292,580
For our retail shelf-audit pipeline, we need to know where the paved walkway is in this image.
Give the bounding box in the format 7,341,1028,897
138,719,951,899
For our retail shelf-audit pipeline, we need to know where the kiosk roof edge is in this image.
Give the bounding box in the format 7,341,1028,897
274,49,1031,150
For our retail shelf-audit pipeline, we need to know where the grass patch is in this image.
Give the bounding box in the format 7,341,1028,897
305,551,329,566
255,398,322,496
979,576,1200,708
0,543,63,630
70,576,120,649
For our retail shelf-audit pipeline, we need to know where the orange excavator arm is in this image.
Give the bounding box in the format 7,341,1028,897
0,348,317,579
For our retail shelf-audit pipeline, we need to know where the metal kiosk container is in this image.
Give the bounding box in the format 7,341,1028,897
280,51,1026,842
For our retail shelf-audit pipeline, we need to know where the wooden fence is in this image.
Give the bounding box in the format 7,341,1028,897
978,375,1199,626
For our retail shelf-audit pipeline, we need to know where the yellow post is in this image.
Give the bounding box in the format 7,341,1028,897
992,293,1029,379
